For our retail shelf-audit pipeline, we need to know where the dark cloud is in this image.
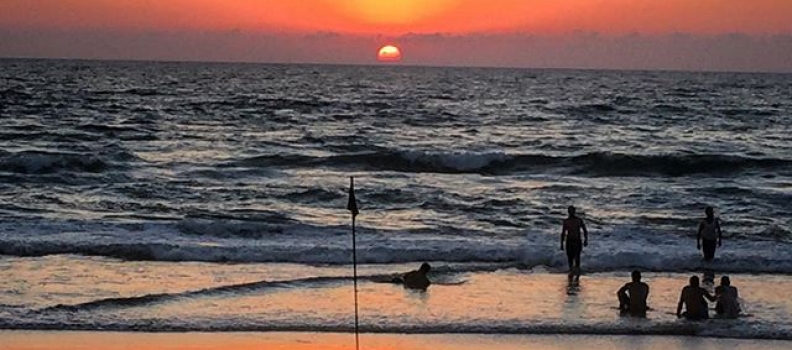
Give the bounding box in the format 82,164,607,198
1,28,790,72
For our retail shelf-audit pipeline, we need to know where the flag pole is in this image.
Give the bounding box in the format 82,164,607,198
347,176,360,350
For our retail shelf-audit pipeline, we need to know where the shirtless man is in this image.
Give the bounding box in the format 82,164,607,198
617,270,650,317
677,275,716,320
697,206,723,262
561,206,589,281
715,276,741,318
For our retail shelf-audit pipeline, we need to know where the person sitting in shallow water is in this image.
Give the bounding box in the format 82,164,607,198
677,275,716,320
392,263,432,290
617,270,650,317
715,276,741,318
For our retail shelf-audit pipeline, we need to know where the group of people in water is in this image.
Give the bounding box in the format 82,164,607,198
562,204,738,319
391,204,740,320
617,270,741,319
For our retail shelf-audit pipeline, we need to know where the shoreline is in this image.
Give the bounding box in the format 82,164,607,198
3,262,791,341
0,321,788,341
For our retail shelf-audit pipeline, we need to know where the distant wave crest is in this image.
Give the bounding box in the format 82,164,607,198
0,150,110,174
229,150,792,177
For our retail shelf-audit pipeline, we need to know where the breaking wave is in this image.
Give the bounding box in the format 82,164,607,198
229,150,792,176
2,223,791,274
0,150,137,174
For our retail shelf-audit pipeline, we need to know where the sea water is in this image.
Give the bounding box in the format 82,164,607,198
1,59,791,339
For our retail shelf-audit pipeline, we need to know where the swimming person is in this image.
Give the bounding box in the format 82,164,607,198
561,206,588,281
617,270,650,317
715,276,741,318
677,275,716,320
697,206,723,262
400,262,432,290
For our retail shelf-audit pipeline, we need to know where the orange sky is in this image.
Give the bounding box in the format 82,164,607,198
2,0,791,35
2,0,791,71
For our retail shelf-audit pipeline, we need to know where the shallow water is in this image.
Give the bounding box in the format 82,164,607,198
1,256,790,339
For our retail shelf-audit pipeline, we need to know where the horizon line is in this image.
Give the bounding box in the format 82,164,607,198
2,56,790,75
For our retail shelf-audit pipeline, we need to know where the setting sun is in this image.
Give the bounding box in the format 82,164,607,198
377,45,402,62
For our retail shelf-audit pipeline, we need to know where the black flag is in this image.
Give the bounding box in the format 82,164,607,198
347,177,359,218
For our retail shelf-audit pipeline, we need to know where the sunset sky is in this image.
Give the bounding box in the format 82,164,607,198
1,0,791,71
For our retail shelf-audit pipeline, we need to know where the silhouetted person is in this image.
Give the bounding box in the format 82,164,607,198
677,275,716,320
702,270,716,286
617,270,650,317
697,206,723,262
401,262,432,290
715,276,741,318
561,206,588,281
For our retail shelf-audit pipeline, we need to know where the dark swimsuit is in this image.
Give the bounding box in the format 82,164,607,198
566,238,582,268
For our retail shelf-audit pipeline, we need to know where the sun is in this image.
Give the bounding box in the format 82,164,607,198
377,45,402,62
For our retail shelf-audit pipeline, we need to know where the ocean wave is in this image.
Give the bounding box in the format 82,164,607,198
176,216,296,238
2,227,792,274
0,149,139,174
228,150,792,176
36,276,352,314
558,103,618,116
228,150,512,174
0,130,103,143
0,150,109,174
0,319,788,340
568,153,791,177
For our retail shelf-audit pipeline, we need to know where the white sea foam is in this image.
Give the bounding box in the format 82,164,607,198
1,222,791,274
399,150,511,172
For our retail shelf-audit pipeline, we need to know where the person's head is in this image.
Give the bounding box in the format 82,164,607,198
721,276,731,286
631,270,641,283
689,275,700,287
568,206,576,217
419,262,431,274
705,206,714,218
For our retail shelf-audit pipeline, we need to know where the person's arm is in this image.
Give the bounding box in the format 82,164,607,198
582,219,589,247
617,284,628,299
676,289,685,318
717,219,723,247
560,221,567,251
697,221,703,250
703,289,716,302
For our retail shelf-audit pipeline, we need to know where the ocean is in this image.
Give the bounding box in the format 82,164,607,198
1,59,791,340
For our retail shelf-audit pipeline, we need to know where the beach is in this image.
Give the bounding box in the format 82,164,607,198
2,332,792,350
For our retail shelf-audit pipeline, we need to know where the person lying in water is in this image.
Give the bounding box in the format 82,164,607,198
715,276,741,318
677,275,716,320
391,263,432,290
617,270,650,317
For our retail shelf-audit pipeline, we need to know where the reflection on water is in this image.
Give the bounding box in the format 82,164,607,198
1,256,791,339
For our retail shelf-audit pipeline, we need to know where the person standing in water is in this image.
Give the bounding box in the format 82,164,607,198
561,206,588,281
697,206,723,262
